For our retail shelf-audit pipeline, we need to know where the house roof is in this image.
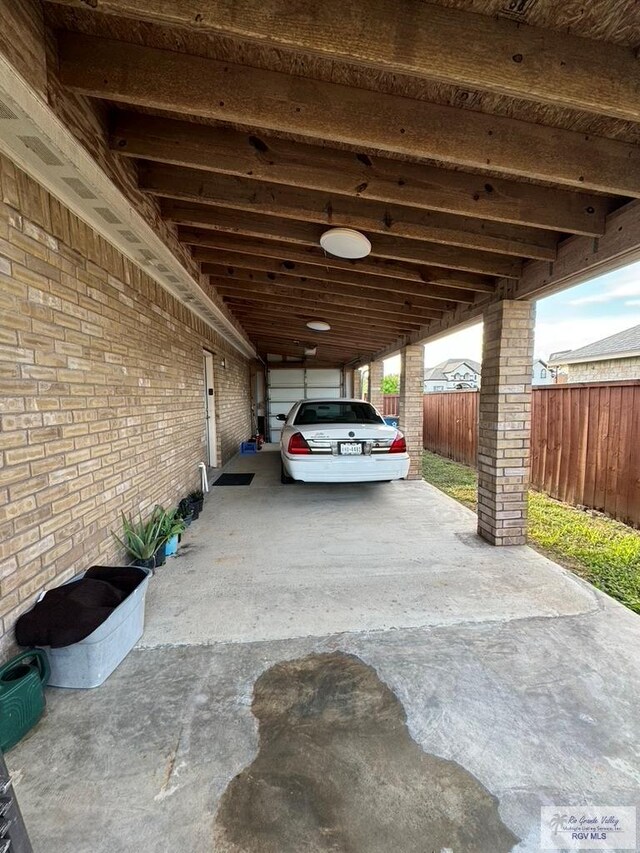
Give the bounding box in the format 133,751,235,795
424,359,481,382
548,324,640,365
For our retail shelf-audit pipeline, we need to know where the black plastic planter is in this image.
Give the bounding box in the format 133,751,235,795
154,541,166,567
189,497,204,520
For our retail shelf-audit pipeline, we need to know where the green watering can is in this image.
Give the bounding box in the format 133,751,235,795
0,649,50,752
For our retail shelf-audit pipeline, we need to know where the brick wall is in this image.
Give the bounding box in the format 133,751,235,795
0,155,252,657
477,300,534,546
563,357,640,383
399,345,424,479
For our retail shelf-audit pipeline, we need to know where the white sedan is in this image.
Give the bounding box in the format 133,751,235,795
278,398,410,484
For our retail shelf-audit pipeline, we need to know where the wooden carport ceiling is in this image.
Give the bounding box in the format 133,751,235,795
44,0,640,366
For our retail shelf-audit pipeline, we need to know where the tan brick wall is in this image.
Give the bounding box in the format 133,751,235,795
369,360,384,413
0,155,252,657
353,368,363,400
399,345,424,480
564,356,640,383
477,300,534,546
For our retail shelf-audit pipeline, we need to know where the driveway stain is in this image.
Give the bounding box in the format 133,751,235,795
214,652,518,852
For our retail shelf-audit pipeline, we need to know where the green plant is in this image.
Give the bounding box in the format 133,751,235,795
188,489,204,503
154,505,186,540
382,374,399,394
177,498,193,520
113,512,165,561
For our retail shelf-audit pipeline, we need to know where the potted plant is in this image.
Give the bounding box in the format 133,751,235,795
113,511,165,570
188,489,204,519
177,498,194,527
156,506,185,557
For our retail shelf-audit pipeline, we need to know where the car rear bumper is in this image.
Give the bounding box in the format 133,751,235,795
282,453,410,482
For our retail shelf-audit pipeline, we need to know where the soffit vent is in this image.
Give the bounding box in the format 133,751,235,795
118,230,139,243
0,99,17,120
18,135,63,166
0,55,255,360
62,176,96,199
95,207,121,224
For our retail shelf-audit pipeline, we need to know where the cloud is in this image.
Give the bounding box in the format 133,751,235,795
534,313,640,360
568,265,640,305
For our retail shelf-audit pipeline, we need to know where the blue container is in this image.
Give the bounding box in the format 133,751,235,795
165,534,178,557
384,416,399,428
240,441,257,454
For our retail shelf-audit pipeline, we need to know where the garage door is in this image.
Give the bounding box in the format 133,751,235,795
268,368,343,442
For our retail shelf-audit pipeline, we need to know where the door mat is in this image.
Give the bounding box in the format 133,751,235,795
213,473,255,486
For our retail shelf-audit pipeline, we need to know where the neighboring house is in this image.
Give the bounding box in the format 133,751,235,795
548,324,640,383
532,358,554,385
425,358,554,391
424,359,481,392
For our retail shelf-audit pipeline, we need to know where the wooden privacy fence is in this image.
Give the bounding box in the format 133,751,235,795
421,382,640,528
422,391,478,467
382,394,399,416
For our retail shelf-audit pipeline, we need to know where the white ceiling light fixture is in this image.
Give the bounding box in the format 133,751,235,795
306,320,331,331
320,227,371,259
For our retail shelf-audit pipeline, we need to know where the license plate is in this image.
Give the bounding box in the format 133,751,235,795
339,442,362,455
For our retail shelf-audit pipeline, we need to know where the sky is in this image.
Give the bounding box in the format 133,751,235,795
384,260,640,374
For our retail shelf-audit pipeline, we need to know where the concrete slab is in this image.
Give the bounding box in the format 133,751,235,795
141,448,597,647
7,449,640,852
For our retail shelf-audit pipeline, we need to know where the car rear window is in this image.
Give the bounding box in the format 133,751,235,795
294,402,384,425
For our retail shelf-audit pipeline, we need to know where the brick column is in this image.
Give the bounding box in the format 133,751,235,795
399,345,424,479
477,300,534,546
369,360,384,413
353,368,363,399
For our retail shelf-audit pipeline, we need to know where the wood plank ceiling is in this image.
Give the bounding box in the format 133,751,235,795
43,0,640,366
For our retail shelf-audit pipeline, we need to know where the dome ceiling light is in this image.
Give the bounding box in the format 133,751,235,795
320,227,371,259
306,320,331,332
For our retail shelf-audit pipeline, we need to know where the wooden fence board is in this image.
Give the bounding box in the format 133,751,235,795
417,381,640,528
382,395,399,416
628,385,640,526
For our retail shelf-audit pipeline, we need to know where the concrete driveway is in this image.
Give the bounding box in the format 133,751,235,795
7,448,640,851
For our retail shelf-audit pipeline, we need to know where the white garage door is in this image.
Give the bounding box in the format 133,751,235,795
268,368,343,442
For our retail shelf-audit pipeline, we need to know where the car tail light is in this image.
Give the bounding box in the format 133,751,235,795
288,432,311,455
389,432,407,453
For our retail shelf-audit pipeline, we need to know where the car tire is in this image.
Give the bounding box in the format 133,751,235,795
280,461,294,484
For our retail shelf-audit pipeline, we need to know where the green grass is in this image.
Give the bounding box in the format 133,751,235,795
422,450,640,614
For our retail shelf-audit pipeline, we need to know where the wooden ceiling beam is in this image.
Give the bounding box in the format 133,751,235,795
201,259,470,306
162,200,522,278
209,277,443,322
256,340,367,357
113,113,608,237
219,293,431,328
231,304,405,333
58,33,640,196
140,162,558,260
49,0,640,123
240,325,391,350
259,353,351,365
183,230,495,292
229,307,417,338
209,264,456,315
